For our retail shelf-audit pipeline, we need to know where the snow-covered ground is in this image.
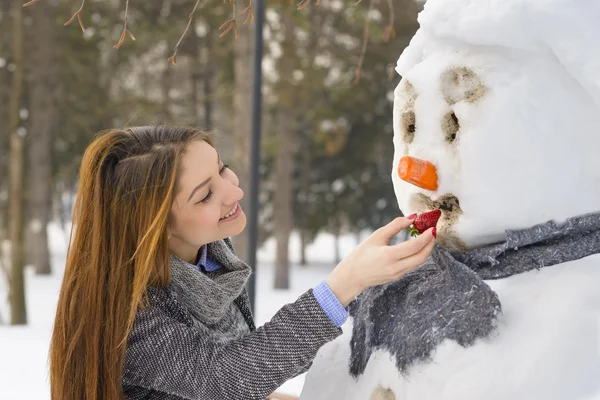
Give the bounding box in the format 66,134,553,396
0,223,364,399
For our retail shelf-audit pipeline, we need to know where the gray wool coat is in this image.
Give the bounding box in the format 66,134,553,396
122,239,342,400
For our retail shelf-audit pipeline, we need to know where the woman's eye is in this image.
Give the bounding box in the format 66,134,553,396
197,165,229,204
198,190,213,204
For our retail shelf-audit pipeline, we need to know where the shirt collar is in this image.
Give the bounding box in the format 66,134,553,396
195,244,222,272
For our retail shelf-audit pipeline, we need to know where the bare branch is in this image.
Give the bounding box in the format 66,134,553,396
0,241,9,326
354,0,375,84
297,0,310,10
383,0,395,42
114,0,136,49
388,63,396,81
77,13,85,32
219,2,239,40
296,0,320,11
168,0,204,65
64,0,86,32
218,19,239,39
22,0,40,7
241,0,255,24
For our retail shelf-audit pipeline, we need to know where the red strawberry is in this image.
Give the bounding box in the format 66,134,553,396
408,210,441,237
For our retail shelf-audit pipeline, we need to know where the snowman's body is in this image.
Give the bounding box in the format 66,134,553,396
302,254,600,400
301,0,600,398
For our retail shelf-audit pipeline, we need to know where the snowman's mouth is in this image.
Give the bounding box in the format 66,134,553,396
411,193,462,217
410,193,467,251
436,194,462,215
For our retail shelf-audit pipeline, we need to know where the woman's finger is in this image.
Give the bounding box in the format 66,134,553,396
371,216,416,244
391,238,436,279
389,227,436,260
266,393,300,400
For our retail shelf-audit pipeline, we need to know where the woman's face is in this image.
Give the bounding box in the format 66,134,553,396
168,140,246,262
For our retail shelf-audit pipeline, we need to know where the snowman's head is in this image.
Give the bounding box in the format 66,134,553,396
392,0,600,250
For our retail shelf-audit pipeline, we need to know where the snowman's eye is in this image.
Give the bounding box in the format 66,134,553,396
401,110,416,144
398,80,417,144
441,66,486,105
442,111,459,143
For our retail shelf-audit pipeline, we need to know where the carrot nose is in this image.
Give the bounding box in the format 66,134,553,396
397,156,438,191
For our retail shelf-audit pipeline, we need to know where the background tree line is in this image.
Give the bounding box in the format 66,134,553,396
0,0,421,324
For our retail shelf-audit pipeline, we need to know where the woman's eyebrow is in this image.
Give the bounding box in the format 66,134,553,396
187,151,221,202
187,177,212,202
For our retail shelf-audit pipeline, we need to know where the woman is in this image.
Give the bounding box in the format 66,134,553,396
49,126,436,400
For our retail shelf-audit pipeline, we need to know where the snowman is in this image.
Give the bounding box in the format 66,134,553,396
301,0,600,399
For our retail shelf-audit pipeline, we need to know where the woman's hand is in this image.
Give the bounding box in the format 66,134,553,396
324,216,436,307
266,392,299,400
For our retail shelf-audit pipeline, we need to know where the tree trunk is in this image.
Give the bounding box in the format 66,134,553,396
273,109,293,289
0,11,8,243
193,34,214,130
334,232,341,265
299,130,311,267
8,0,27,325
202,36,213,131
26,1,56,275
333,222,341,265
191,35,201,126
203,64,213,131
299,230,307,266
160,43,173,123
231,1,254,262
273,11,297,289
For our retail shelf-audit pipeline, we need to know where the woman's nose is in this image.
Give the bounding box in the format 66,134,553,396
223,176,244,203
397,156,438,191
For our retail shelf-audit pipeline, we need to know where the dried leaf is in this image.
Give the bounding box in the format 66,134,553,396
64,12,78,27
218,19,233,30
113,29,127,49
22,0,39,7
242,9,255,24
168,55,177,65
219,21,234,38
297,0,311,10
354,68,363,84
77,13,85,32
241,0,255,24
383,25,396,42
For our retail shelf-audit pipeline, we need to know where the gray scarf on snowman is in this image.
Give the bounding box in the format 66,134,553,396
348,212,600,377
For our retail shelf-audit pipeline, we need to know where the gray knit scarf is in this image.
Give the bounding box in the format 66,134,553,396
169,239,252,326
348,212,600,377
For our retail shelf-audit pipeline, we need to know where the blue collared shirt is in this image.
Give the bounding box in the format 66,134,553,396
194,245,349,328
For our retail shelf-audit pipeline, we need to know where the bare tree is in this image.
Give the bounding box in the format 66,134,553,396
25,0,57,275
230,0,255,263
8,0,27,325
272,9,299,289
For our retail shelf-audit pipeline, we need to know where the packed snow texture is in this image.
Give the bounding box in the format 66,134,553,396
392,0,600,249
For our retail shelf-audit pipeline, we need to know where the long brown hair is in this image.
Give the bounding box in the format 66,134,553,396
49,126,213,400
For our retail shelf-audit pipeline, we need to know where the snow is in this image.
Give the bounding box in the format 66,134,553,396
0,223,363,398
